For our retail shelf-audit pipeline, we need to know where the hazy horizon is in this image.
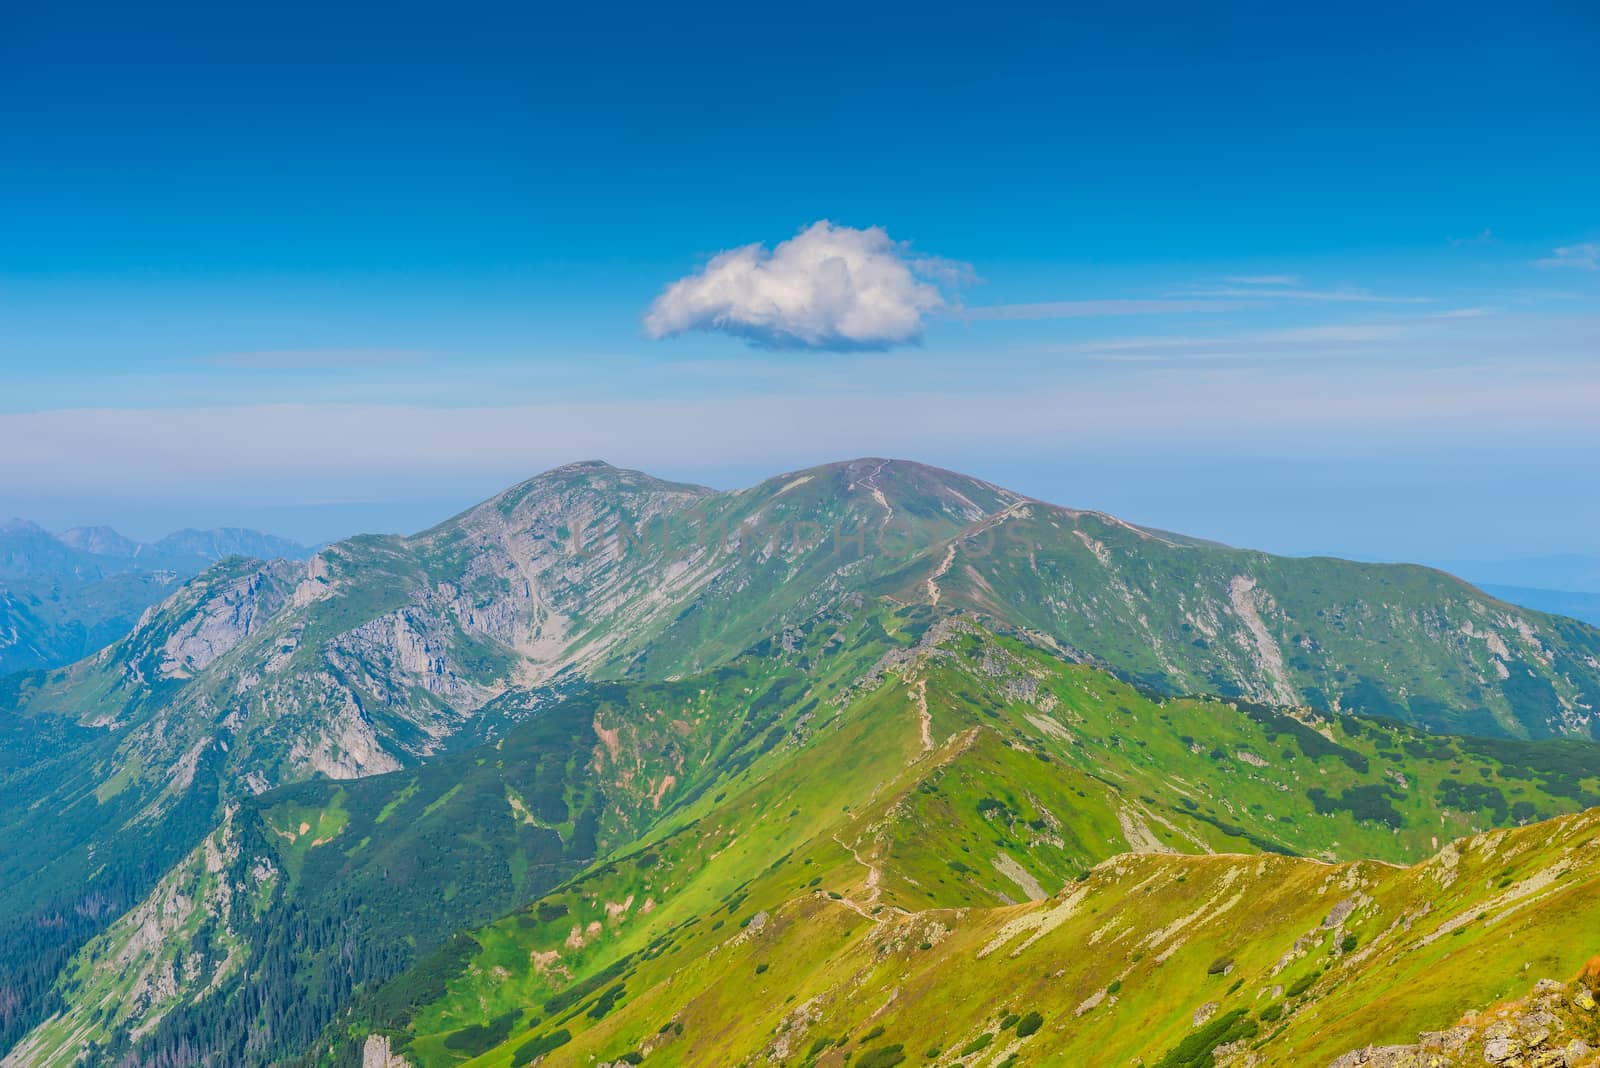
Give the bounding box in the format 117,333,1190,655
10,454,1600,588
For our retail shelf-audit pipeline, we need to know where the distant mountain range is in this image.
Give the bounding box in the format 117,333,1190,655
0,519,310,675
1433,552,1600,595
0,519,308,581
1419,553,1600,626
1478,583,1600,627
3,459,1600,1066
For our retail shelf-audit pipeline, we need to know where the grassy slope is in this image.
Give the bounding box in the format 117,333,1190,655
12,605,910,1063
349,617,1600,1067
473,807,1600,1067
891,499,1600,739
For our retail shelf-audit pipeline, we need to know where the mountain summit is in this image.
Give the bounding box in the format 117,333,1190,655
15,457,1597,802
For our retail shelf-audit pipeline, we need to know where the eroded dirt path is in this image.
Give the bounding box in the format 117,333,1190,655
825,833,904,922
926,543,956,605
836,833,882,905
915,678,933,752
847,458,896,532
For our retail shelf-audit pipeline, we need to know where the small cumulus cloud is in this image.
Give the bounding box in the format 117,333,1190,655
643,221,969,351
1535,244,1599,271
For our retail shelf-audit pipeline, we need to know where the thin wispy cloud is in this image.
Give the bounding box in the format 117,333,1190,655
948,273,1441,323
1180,285,1431,304
1449,227,1495,246
198,348,431,370
963,299,1242,321
1059,323,1411,362
1535,243,1600,271
643,221,968,351
1254,322,1414,343
1051,307,1501,364
1223,275,1302,286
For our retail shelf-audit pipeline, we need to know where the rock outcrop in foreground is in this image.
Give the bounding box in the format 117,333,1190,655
1332,961,1600,1067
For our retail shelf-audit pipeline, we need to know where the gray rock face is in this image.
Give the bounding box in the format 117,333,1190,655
1482,1035,1521,1062
154,560,299,678
361,1034,411,1067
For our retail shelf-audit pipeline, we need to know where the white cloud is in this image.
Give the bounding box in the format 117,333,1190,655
643,221,966,350
1535,243,1599,270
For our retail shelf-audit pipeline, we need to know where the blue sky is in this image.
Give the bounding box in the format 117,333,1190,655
2,1,1597,562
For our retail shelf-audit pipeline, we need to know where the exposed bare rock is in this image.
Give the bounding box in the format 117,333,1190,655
156,561,297,678
362,1034,413,1067
1328,964,1600,1067
1228,575,1299,706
